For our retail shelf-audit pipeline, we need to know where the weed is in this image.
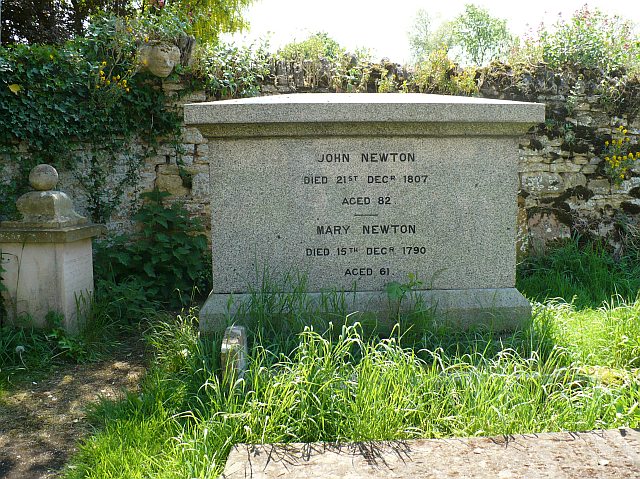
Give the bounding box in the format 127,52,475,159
94,189,211,310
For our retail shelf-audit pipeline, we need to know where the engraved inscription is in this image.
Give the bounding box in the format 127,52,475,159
362,224,416,235
305,150,422,281
318,153,350,162
361,152,415,162
317,225,350,235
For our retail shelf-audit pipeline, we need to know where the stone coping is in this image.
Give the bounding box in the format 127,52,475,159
222,429,640,478
185,93,545,127
0,224,105,243
199,288,532,333
190,121,540,139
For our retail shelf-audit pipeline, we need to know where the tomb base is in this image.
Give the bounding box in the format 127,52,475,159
0,225,103,332
199,288,531,333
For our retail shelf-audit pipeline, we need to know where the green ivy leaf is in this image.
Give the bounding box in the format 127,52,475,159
143,263,156,278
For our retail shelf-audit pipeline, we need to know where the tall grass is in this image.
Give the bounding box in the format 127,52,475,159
63,236,640,477
66,303,640,478
517,236,640,308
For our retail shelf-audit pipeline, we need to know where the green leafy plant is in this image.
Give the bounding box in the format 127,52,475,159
538,6,639,73
408,9,454,63
603,124,640,185
131,6,191,44
449,4,513,66
412,47,478,96
94,189,211,309
376,67,398,93
279,32,346,64
385,273,423,305
0,17,182,222
193,41,270,99
43,311,91,360
165,0,255,44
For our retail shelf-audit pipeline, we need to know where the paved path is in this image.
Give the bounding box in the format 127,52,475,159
223,429,640,478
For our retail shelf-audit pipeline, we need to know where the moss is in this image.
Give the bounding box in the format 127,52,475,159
621,202,640,214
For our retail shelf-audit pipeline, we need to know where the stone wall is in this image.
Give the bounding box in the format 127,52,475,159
1,62,639,252
479,65,640,253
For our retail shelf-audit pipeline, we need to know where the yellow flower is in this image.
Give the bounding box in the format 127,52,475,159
605,140,609,146
106,80,110,85
636,152,640,159
126,88,131,92
49,54,54,60
101,61,107,66
605,156,610,162
623,129,628,134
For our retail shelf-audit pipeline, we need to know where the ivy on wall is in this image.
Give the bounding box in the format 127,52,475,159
0,16,182,223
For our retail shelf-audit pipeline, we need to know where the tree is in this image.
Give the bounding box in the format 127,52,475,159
449,4,513,66
164,0,255,43
1,0,134,45
0,0,254,45
408,9,453,63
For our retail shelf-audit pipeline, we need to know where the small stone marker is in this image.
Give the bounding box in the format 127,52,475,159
220,325,248,383
0,164,103,332
222,429,640,478
184,94,545,331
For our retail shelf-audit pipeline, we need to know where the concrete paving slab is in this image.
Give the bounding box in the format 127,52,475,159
223,429,640,478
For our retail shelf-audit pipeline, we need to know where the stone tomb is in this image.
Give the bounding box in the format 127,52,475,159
185,94,545,331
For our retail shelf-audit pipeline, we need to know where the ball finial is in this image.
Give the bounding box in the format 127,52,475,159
29,164,59,191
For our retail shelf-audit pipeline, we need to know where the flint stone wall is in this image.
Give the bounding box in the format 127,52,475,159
1,62,639,252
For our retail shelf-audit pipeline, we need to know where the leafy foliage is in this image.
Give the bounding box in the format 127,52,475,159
279,32,346,63
193,42,270,99
538,6,640,73
167,0,256,43
408,9,453,63
449,4,513,66
277,32,375,93
94,190,211,310
0,0,134,45
412,48,478,96
1,0,253,46
0,17,182,222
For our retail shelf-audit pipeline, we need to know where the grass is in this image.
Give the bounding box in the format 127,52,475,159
62,236,640,478
516,236,640,309
63,307,639,479
2,236,638,477
0,278,162,391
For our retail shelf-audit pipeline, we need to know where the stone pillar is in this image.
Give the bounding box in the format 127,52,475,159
0,164,104,332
